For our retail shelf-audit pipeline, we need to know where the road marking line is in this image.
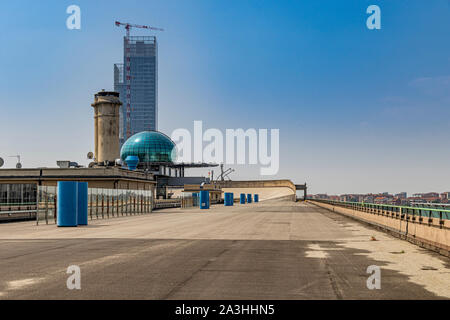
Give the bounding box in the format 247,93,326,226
7,278,45,290
305,244,343,258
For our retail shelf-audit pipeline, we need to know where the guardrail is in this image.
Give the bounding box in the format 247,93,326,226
310,199,450,222
0,203,38,222
154,199,182,209
153,197,219,209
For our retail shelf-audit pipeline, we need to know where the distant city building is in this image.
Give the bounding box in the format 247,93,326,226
411,192,440,203
395,192,407,199
114,36,158,144
311,191,450,206
440,192,450,202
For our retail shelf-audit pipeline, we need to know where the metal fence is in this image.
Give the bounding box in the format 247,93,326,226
37,186,154,225
179,192,200,209
152,192,204,210
411,202,450,209
311,199,450,222
0,183,38,222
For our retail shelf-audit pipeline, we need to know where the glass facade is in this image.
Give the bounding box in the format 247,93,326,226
114,36,158,145
120,131,177,164
0,184,37,205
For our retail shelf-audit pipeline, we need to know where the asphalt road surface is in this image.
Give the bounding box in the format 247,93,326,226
0,199,449,299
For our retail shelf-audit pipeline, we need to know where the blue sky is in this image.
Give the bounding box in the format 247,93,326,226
0,0,449,194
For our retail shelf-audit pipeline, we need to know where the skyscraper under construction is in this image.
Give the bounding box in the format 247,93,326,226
114,36,158,145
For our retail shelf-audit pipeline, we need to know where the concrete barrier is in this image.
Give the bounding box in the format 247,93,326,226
310,200,450,257
216,180,296,193
217,180,296,202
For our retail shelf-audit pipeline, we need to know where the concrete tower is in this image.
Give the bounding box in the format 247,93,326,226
91,91,122,164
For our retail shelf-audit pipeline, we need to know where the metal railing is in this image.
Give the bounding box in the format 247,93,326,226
154,198,182,209
37,186,154,225
310,199,450,223
0,203,37,222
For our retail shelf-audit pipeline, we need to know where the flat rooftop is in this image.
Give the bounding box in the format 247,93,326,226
0,167,155,183
0,200,449,299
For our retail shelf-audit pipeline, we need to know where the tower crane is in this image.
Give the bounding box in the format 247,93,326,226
216,164,235,182
115,21,164,139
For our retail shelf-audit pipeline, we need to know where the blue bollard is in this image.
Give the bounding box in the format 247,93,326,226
77,182,88,226
247,194,252,203
224,193,229,206
254,194,259,203
240,193,246,204
224,192,233,206
57,181,78,227
200,190,210,209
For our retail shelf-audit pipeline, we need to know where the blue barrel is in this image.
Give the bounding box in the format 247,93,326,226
57,181,78,227
125,155,139,171
77,182,88,225
200,190,210,209
240,193,246,204
230,193,234,205
247,194,252,203
254,194,259,203
224,192,233,206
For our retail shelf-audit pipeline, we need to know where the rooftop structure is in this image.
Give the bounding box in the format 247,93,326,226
0,167,155,190
91,91,122,164
114,36,158,144
120,131,176,165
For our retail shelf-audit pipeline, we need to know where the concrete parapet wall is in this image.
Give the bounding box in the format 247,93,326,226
221,187,295,202
216,180,296,192
311,201,450,257
216,180,296,202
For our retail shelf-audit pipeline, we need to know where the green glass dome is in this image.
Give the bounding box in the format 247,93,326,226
120,131,177,164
